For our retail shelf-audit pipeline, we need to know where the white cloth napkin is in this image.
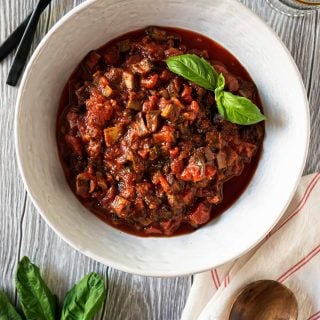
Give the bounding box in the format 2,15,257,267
182,173,320,320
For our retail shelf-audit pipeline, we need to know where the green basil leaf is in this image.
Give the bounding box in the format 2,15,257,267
0,290,22,320
166,54,265,125
216,91,266,125
61,273,105,320
166,54,218,90
15,257,56,320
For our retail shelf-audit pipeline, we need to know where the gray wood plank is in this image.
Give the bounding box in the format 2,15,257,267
0,1,319,320
241,0,319,175
305,11,320,174
0,0,42,304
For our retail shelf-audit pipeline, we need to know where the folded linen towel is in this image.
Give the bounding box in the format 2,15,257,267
182,173,320,320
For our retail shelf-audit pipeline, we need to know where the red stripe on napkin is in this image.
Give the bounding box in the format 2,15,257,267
223,273,230,288
307,311,320,320
210,269,221,289
272,173,320,235
263,173,320,243
210,270,219,290
277,245,320,283
214,269,220,286
209,173,320,291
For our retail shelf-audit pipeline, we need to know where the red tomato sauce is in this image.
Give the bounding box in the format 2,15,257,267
57,27,264,237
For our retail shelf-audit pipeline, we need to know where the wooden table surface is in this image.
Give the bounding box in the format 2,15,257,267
0,1,319,319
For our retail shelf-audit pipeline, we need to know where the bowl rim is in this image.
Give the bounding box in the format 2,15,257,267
14,0,310,276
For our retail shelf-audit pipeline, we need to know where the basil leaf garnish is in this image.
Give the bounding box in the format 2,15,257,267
0,290,22,320
166,54,218,90
216,91,266,125
61,273,106,320
215,73,266,125
15,257,56,320
166,54,266,125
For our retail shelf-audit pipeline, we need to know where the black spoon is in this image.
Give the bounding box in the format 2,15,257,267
7,0,52,86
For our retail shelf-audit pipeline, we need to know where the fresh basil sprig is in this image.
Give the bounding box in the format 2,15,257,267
61,273,105,320
0,257,107,320
166,54,218,90
0,290,22,320
215,74,266,125
166,54,266,125
16,257,57,320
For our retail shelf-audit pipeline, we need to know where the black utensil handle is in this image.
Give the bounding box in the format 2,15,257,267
6,0,51,86
0,13,32,63
0,13,32,62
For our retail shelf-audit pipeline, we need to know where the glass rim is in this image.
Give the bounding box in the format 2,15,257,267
295,0,320,5
267,0,320,16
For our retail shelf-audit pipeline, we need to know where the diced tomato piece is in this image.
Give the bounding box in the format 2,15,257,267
188,203,211,227
159,69,172,81
153,126,175,143
180,155,205,182
136,182,152,197
65,135,83,156
181,86,193,103
205,165,217,180
182,189,195,204
142,95,158,112
160,217,182,236
86,140,101,158
141,74,158,89
171,97,185,109
152,172,170,192
182,112,197,121
171,158,184,175
169,147,179,158
190,100,200,113
138,149,149,159
144,225,162,235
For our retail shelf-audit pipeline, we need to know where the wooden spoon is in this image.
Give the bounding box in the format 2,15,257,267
229,280,298,320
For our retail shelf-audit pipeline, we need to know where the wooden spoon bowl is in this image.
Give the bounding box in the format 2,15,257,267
229,280,298,320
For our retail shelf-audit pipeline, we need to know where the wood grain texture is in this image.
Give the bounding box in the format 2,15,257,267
0,1,319,319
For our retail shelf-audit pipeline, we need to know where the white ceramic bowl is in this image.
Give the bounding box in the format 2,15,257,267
15,0,309,276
